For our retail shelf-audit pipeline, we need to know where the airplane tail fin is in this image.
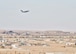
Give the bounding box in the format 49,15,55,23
20,10,23,12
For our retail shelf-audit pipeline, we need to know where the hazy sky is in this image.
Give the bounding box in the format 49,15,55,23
0,0,76,31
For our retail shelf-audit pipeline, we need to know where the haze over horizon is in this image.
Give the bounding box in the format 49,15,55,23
0,0,76,32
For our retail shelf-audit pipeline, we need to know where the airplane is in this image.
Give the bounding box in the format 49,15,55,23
20,10,29,13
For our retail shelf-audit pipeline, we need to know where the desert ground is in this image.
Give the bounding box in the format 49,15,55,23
0,30,76,54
